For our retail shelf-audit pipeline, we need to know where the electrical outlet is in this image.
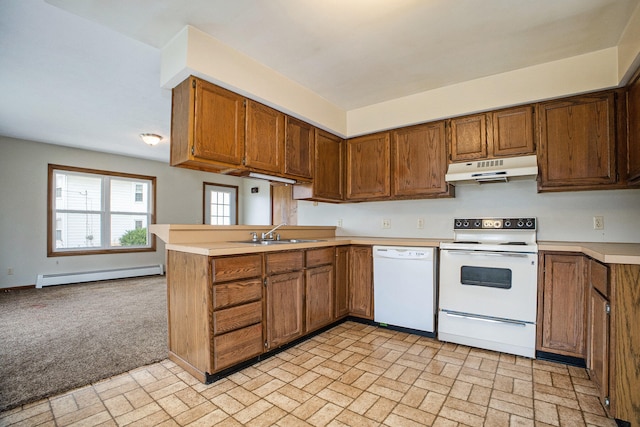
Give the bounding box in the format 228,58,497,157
382,219,391,229
337,219,343,227
417,218,425,229
593,216,604,230
7,267,14,275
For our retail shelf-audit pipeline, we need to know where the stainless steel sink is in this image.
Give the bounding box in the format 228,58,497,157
231,239,325,245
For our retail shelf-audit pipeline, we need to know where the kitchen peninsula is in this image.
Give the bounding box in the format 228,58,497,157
151,224,640,425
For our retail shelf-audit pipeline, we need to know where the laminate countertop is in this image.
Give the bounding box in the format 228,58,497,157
163,237,640,265
537,241,640,265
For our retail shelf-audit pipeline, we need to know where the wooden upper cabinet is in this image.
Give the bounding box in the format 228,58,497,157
285,117,314,180
292,129,344,202
490,106,535,157
628,69,640,184
185,78,245,165
245,100,285,174
449,106,535,163
171,77,246,170
193,81,246,165
449,114,487,162
346,132,391,200
392,121,452,198
537,92,618,191
313,130,344,200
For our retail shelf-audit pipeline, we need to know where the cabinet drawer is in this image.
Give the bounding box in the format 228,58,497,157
212,301,262,335
212,255,262,283
213,323,263,371
212,279,262,310
589,259,609,297
306,247,334,267
266,251,304,274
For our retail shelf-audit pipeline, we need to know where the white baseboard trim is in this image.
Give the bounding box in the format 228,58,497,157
36,264,164,288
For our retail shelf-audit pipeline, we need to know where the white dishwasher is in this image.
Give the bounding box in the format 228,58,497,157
373,246,436,336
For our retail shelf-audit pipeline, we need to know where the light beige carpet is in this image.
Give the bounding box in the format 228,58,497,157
0,275,168,412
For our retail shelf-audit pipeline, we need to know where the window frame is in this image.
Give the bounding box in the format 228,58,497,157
203,182,238,225
47,164,156,257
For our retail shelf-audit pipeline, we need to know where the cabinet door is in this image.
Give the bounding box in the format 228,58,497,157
346,132,391,200
305,265,334,333
449,114,487,162
245,100,284,174
285,117,314,179
589,286,610,408
392,121,450,197
193,79,246,165
490,106,535,157
314,130,344,200
266,271,304,348
349,246,373,319
538,253,587,358
538,92,617,190
335,246,350,319
628,71,640,184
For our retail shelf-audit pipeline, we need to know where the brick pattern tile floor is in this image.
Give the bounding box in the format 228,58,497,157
0,321,617,426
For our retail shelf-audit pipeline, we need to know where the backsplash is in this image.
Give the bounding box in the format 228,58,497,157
298,180,640,243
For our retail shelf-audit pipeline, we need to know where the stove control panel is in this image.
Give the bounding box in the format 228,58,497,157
453,218,536,230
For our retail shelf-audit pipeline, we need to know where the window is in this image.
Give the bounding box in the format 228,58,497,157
48,164,156,256
203,182,238,225
135,184,143,202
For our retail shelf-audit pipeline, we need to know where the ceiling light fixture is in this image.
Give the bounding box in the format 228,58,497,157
140,133,162,146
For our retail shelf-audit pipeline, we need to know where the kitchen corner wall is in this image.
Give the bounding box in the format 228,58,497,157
0,136,271,288
298,181,640,243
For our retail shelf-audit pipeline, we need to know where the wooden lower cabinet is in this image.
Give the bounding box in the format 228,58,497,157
349,246,373,319
166,250,212,380
266,271,304,349
166,245,378,385
305,248,335,333
537,253,587,358
305,265,334,333
588,285,609,408
609,264,640,425
587,259,610,411
539,254,640,425
166,251,264,381
334,246,350,319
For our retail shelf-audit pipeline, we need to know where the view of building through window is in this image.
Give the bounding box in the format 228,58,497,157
49,165,155,254
204,183,238,225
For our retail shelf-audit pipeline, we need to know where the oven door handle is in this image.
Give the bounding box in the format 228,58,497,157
444,250,531,258
441,310,528,327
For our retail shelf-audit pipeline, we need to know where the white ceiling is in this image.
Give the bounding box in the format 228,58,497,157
0,0,638,162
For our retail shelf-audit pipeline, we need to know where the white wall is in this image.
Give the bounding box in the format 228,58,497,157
0,136,270,288
298,180,640,243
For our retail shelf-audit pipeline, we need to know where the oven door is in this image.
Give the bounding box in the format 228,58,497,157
439,249,538,322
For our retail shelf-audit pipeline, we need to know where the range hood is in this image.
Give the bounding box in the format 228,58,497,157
445,155,538,184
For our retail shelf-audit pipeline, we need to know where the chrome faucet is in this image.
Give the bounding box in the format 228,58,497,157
261,223,286,240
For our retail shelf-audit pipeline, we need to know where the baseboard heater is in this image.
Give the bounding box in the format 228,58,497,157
36,264,164,288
